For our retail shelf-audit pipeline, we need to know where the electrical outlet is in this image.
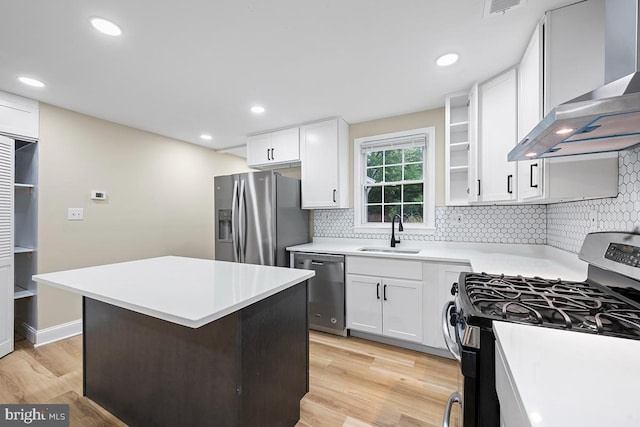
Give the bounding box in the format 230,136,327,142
451,213,464,225
68,208,84,221
588,210,598,232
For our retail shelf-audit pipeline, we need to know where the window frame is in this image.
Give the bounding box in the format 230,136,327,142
353,127,436,233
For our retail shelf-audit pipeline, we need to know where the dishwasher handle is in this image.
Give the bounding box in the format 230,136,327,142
293,253,345,265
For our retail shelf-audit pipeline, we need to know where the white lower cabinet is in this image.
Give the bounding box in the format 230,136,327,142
422,262,471,350
346,257,423,343
346,274,382,333
346,256,472,349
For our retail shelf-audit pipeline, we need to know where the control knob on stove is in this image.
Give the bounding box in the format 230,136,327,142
449,311,459,327
451,282,459,296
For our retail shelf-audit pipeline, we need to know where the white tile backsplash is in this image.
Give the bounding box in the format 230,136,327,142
313,147,640,252
547,146,640,253
314,205,546,244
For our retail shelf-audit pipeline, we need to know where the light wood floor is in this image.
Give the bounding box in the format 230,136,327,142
2,332,460,427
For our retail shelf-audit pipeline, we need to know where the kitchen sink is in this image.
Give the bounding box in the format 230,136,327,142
357,247,421,254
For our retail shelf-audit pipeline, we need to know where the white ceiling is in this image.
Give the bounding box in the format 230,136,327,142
0,0,576,152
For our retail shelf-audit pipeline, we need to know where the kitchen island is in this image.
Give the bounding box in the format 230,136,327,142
33,256,314,427
494,321,640,426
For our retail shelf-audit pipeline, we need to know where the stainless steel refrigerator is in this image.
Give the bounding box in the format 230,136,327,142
214,171,310,266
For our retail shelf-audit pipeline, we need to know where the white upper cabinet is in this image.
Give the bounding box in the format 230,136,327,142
300,118,349,209
246,127,300,169
477,68,518,203
517,22,544,201
0,91,39,140
516,0,618,203
543,0,605,115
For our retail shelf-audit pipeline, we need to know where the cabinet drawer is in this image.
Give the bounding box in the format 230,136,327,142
347,256,422,281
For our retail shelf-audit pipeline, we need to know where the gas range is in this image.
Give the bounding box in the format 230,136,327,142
458,272,640,339
441,232,640,427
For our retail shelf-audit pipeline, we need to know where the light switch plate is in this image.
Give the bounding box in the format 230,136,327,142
68,208,84,220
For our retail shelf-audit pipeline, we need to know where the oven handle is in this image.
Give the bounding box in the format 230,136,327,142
442,301,461,363
442,391,462,427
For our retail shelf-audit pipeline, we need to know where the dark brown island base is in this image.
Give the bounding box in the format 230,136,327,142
33,257,314,427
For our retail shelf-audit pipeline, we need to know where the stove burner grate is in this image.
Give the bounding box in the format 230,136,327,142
462,272,640,339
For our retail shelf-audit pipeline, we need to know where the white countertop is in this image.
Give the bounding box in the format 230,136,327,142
288,238,587,281
494,321,640,427
33,256,314,328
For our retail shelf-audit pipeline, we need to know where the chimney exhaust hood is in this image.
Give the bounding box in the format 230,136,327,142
508,0,640,161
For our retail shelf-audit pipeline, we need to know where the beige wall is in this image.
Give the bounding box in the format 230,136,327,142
349,108,446,207
37,104,250,329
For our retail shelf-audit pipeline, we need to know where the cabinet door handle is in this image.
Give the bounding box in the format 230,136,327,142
477,179,481,196
332,189,337,203
530,163,538,188
271,148,275,160
376,283,380,300
267,148,271,161
507,174,513,194
383,284,387,301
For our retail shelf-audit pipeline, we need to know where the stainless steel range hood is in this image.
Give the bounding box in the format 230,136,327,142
509,0,640,161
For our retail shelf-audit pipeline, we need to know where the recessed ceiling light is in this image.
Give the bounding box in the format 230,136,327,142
17,76,45,88
250,106,265,114
436,53,459,67
525,152,538,157
90,17,122,36
200,134,213,141
555,128,574,135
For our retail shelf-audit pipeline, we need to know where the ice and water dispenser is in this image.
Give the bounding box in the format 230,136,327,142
218,209,232,242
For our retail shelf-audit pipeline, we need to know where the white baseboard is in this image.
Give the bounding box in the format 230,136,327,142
33,319,83,347
15,321,37,344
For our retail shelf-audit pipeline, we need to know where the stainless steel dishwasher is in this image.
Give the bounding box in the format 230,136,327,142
293,252,345,336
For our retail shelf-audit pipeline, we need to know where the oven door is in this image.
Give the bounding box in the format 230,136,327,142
441,301,463,427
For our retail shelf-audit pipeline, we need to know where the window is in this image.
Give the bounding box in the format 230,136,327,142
354,127,435,232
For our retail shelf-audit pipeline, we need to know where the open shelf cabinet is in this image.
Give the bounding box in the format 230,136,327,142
445,86,477,205
13,139,37,335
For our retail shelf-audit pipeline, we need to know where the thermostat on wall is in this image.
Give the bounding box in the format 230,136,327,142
91,190,107,200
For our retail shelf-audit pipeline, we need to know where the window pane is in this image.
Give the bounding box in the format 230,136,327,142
403,204,423,223
384,165,402,182
384,185,401,203
366,186,382,203
404,147,423,163
404,163,423,181
403,183,424,202
367,167,383,183
367,205,382,222
385,149,402,165
367,151,383,167
384,205,401,222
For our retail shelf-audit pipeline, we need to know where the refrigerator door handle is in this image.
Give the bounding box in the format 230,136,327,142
239,179,246,263
231,180,239,262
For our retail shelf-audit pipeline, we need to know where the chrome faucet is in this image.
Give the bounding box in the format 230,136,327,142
391,214,404,247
